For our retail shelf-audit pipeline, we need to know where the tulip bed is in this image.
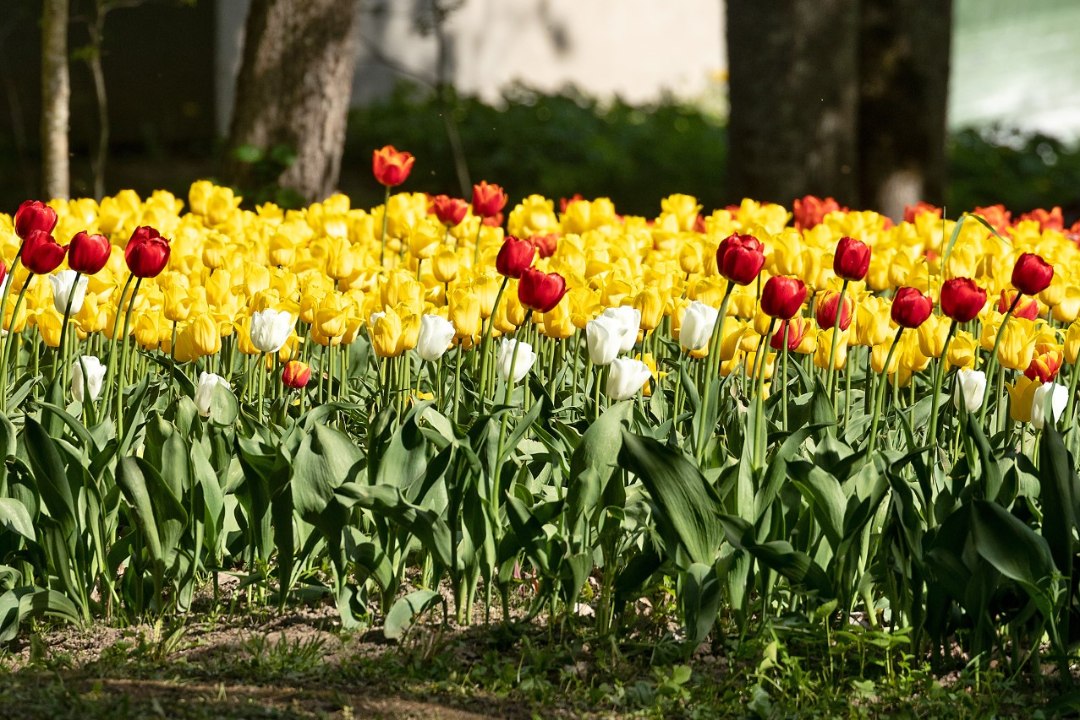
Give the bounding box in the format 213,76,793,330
1,156,1080,698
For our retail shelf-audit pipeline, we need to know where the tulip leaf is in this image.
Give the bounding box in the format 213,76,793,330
1037,421,1079,576
23,417,76,539
618,430,723,567
970,499,1055,590
569,400,632,505
292,425,363,518
209,382,239,426
0,498,34,541
680,562,723,647
384,589,444,640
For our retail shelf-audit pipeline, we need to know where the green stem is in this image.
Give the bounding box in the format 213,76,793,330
979,294,1021,424
478,276,510,404
378,185,391,267
115,276,143,441
868,328,905,455
0,272,33,411
56,271,83,388
927,320,958,451
697,282,735,462
825,278,850,399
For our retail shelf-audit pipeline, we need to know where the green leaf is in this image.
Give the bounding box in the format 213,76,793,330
232,144,264,164
23,417,76,539
384,589,443,640
292,425,363,518
680,562,722,647
1038,421,1078,576
970,499,1055,590
0,498,34,541
618,430,723,566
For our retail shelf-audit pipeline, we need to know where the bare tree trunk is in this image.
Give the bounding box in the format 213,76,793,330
223,0,361,204
726,0,859,207
41,0,70,200
858,0,952,219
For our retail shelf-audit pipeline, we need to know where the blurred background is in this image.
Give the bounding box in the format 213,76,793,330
3,0,1080,221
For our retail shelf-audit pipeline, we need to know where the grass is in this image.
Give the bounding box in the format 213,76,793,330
0,595,1071,719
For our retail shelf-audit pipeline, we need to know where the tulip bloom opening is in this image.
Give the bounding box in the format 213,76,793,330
715,233,765,286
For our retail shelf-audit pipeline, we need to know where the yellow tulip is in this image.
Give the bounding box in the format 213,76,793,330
448,286,482,344
996,318,1038,372
815,328,849,370
1065,321,1080,365
1008,375,1040,423
432,247,460,284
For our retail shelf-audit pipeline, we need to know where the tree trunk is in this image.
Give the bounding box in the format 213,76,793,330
857,0,952,219
223,0,361,204
726,0,859,207
41,0,70,200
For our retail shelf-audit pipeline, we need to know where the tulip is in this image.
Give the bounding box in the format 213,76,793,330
940,278,986,323
416,314,455,362
49,270,88,315
998,290,1039,320
282,360,312,389
250,308,294,354
530,233,558,259
833,236,871,281
815,292,852,331
953,368,986,413
495,236,536,279
195,371,230,418
1025,348,1063,383
13,200,58,240
761,276,807,320
372,145,414,187
71,355,106,403
605,357,652,401
679,301,718,352
586,315,629,366
67,231,112,275
1010,253,1054,297
496,338,536,384
124,226,171,278
1031,381,1068,430
599,306,641,353
517,268,567,313
472,181,508,219
430,194,468,227
716,232,765,285
22,230,67,275
1012,252,1054,296
1066,322,1080,365
890,287,933,329
793,195,843,231
771,317,809,351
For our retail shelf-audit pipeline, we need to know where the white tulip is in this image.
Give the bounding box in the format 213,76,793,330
1031,382,1068,430
249,308,294,353
599,306,641,353
585,315,627,366
71,355,106,403
416,314,455,362
605,357,653,401
195,372,230,418
49,270,88,315
496,338,536,385
679,301,719,352
953,368,986,413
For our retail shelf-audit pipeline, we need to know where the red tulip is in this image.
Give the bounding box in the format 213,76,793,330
716,233,765,285
972,205,1012,234
761,276,807,320
0,261,6,288
495,236,535,279
472,181,508,219
771,316,808,351
998,289,1039,320
815,291,853,330
21,230,67,275
891,287,933,329
517,268,566,313
939,278,987,323
124,226,171,278
13,200,58,240
430,195,469,227
1011,252,1054,296
1018,207,1064,232
903,202,941,224
1025,349,1063,383
833,236,871,281
282,360,312,389
792,195,843,231
372,145,414,187
529,233,559,259
67,231,112,275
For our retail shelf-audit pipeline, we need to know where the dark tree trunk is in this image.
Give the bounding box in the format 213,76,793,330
726,0,860,207
857,0,952,219
223,0,360,204
41,0,70,200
